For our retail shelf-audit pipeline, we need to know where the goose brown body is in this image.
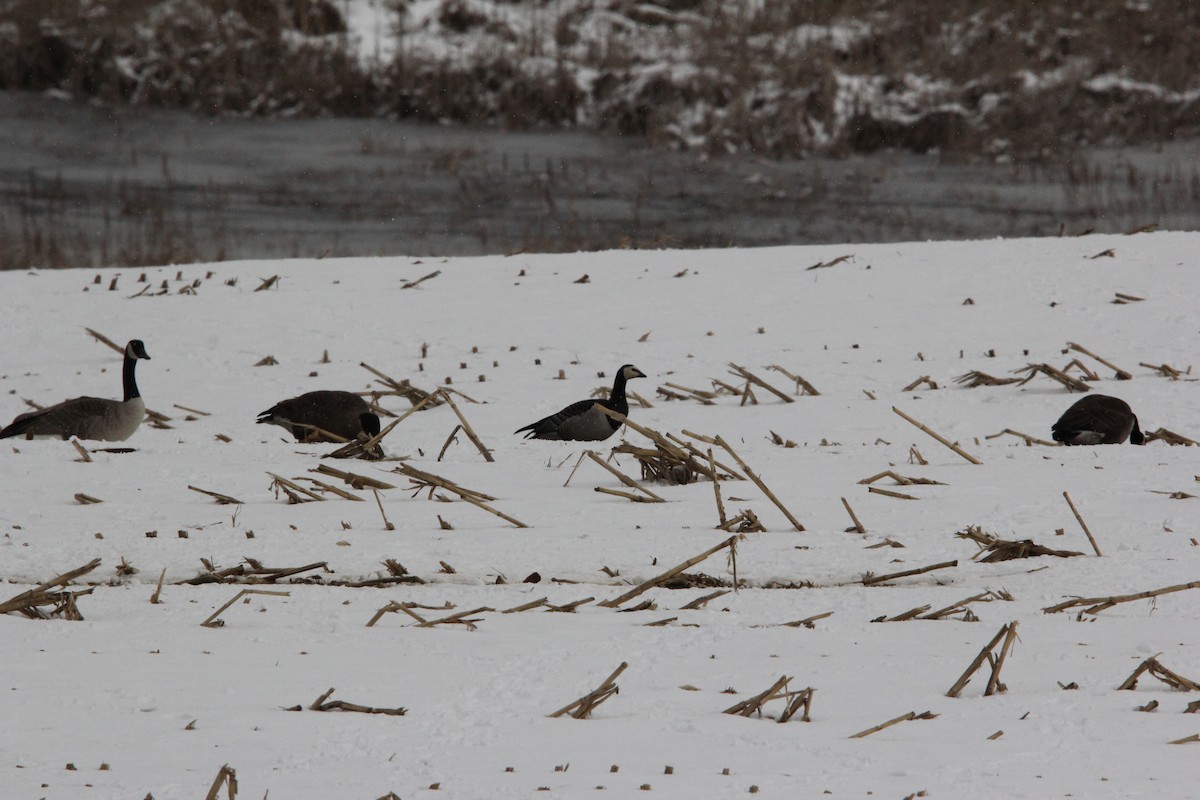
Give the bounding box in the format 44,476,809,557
515,364,646,441
257,390,381,443
1051,394,1145,445
0,339,150,442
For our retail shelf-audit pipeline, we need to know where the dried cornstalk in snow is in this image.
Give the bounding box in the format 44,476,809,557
1043,581,1200,615
1117,656,1200,692
203,764,238,800
1012,363,1092,392
600,536,738,608
956,526,1083,562
180,559,328,586
849,710,937,739
715,435,805,531
1139,361,1189,380
723,675,789,716
863,560,957,586
727,363,794,403
1144,427,1199,446
1062,491,1102,556
200,588,290,627
946,621,1019,698
585,450,665,502
389,462,527,527
767,364,820,396
858,470,945,486
954,370,1022,388
983,428,1058,447
902,376,938,391
437,389,493,462
1066,341,1133,380
415,605,494,630
188,485,244,505
306,687,407,715
549,662,628,719
892,406,982,465
0,558,101,619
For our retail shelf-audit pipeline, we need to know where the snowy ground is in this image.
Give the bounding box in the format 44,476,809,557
2,234,1199,799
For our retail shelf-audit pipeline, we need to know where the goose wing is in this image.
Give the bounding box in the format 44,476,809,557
1,396,128,440
1052,396,1134,444
515,398,617,441
257,391,372,442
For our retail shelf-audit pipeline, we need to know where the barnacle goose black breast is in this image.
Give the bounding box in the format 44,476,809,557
515,364,646,442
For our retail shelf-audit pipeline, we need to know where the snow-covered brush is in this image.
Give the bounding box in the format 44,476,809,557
0,558,100,620
723,676,814,724
299,687,407,716
954,369,1022,388
199,588,289,628
1143,427,1199,446
549,662,627,720
983,428,1058,447
1118,656,1200,692
1043,580,1200,616
892,405,982,465
873,589,1012,624
955,525,1084,562
383,462,529,528
861,560,958,587
1012,362,1093,392
946,621,1020,698
580,450,666,503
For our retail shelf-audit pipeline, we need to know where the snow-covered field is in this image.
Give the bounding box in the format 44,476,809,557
2,235,1198,799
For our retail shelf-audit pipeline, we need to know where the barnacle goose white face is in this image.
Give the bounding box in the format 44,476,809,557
622,365,646,380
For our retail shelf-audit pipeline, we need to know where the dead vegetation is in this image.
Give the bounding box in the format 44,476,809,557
873,590,1012,623
10,0,1200,161
1118,656,1200,692
723,676,813,723
299,687,407,716
550,663,628,720
946,621,1019,698
1043,581,1200,615
956,526,1083,562
0,558,101,620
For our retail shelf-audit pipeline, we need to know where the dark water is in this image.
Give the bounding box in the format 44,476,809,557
2,90,1198,266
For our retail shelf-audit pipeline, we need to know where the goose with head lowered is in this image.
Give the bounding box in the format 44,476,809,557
1051,394,1145,445
515,364,646,441
257,390,381,443
0,339,151,442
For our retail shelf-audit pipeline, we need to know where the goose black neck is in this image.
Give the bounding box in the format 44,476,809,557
610,370,630,402
1130,416,1145,445
123,350,141,400
606,370,630,416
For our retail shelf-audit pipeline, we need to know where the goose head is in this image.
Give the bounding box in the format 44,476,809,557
1130,416,1146,445
620,364,646,381
360,412,382,438
126,339,151,361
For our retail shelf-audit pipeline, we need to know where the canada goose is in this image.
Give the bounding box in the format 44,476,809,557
1051,394,1145,445
0,339,151,442
515,364,646,441
257,390,381,443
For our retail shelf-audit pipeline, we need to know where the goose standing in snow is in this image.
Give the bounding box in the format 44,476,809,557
0,339,151,441
257,390,381,443
515,364,646,441
1051,394,1145,445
